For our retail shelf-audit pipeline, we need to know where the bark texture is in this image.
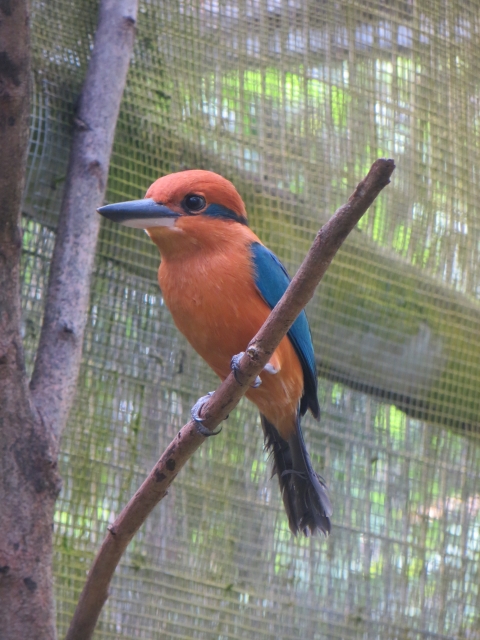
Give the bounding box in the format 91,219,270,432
0,1,137,638
0,2,60,637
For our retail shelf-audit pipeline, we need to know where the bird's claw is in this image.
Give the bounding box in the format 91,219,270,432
231,352,262,387
263,362,279,375
191,392,222,437
230,353,244,382
231,351,279,386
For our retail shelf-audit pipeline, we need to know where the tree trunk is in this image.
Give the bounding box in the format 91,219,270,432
0,1,137,637
0,2,61,637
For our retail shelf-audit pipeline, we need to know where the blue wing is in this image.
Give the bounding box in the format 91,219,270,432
250,242,320,419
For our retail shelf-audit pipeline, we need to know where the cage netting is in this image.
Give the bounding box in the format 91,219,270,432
22,0,480,638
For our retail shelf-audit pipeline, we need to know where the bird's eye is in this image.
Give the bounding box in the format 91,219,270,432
184,194,206,212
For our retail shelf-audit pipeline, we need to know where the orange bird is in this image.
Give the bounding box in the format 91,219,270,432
98,170,332,535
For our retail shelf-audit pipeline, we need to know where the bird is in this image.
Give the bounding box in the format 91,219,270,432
98,170,332,535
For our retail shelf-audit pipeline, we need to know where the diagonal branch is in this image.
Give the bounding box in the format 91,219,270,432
65,158,395,640
29,0,138,445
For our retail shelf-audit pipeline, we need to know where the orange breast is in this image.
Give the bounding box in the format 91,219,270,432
150,217,303,439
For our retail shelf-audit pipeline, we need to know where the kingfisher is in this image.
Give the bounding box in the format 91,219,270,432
98,170,332,535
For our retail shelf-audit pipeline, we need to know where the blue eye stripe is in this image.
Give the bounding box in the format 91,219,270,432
203,203,248,225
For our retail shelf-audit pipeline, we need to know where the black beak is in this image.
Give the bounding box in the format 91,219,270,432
97,198,180,229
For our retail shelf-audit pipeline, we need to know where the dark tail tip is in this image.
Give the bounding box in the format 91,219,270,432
260,415,332,537
294,469,332,536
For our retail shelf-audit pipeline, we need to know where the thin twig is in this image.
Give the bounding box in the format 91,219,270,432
65,158,395,640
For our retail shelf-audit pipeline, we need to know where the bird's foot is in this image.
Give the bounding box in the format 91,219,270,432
263,362,279,375
191,392,222,437
231,352,263,387
230,352,279,387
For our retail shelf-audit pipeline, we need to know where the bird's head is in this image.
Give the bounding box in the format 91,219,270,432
98,170,248,256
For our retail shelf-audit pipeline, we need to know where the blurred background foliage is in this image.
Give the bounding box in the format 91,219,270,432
22,0,480,637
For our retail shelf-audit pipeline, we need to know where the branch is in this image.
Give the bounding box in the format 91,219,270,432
29,0,138,443
65,158,395,640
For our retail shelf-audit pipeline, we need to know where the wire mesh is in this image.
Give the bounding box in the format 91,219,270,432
22,0,480,638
